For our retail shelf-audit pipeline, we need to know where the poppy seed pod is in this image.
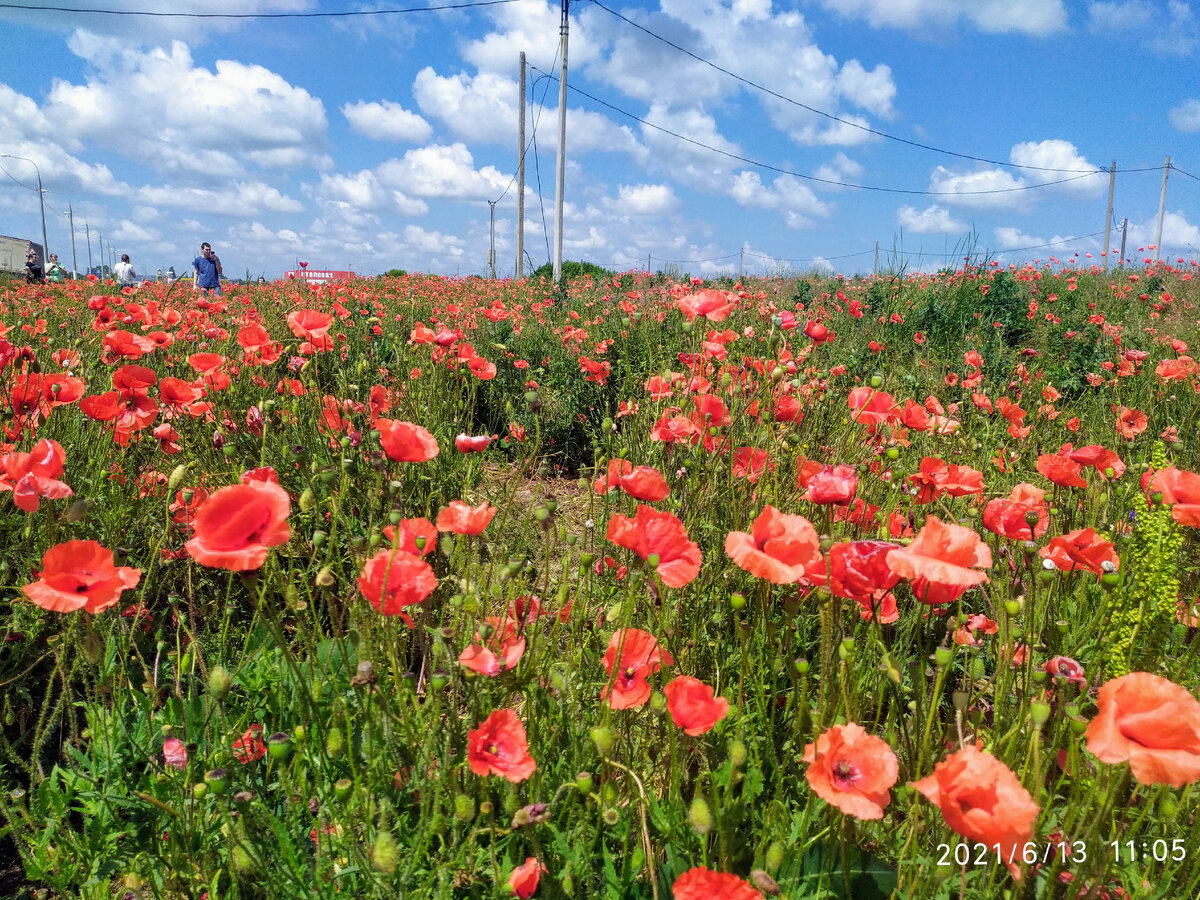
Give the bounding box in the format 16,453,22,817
688,797,713,835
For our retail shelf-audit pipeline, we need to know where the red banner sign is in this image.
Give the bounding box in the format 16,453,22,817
284,269,356,284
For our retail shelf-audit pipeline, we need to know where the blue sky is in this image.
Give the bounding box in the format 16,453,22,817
1,0,1197,279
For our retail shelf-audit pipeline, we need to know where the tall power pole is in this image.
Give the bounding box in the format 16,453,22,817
1153,155,1170,262
552,0,569,282
516,52,526,279
1102,161,1115,271
67,204,78,279
84,219,93,275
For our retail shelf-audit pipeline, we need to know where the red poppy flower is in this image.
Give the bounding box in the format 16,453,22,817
593,459,670,502
454,433,493,453
0,439,73,512
982,483,1049,540
507,857,547,898
802,722,899,820
725,505,825,585
381,517,437,555
731,446,771,482
795,456,824,490
606,505,701,588
803,464,858,505
828,541,900,622
232,724,267,764
22,540,141,614
672,867,762,900
359,547,438,627
467,709,536,782
601,628,674,710
1039,528,1118,577
185,480,292,571
1084,672,1200,787
458,616,525,676
1114,406,1148,440
911,745,1040,880
676,288,734,322
887,516,991,589
1148,467,1200,528
908,457,985,504
468,356,497,380
663,675,729,736
436,500,497,536
377,419,439,463
1069,444,1125,480
287,309,333,341
1036,446,1087,488
847,387,897,426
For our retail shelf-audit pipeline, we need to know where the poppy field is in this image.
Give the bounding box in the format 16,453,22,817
1,257,1200,900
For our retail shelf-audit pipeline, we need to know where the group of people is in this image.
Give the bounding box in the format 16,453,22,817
20,241,224,295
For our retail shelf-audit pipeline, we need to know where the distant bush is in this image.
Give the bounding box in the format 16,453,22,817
529,260,613,281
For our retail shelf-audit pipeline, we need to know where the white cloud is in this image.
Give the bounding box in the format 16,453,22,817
898,204,968,234
813,152,864,189
1169,98,1200,131
311,170,428,217
1127,211,1200,254
816,0,1067,35
728,171,831,221
45,40,330,179
1087,0,1155,30
608,183,679,216
376,143,509,201
342,100,432,144
413,68,516,144
927,165,1029,210
993,226,1043,249
136,180,303,217
1009,140,1107,196
1089,1,1197,54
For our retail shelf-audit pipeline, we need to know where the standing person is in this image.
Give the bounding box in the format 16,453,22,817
45,253,67,283
193,242,223,295
114,253,137,287
23,245,44,284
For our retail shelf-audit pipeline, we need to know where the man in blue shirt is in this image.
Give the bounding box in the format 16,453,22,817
193,242,223,295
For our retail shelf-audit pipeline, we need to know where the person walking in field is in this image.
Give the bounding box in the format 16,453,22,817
193,242,223,295
114,253,137,287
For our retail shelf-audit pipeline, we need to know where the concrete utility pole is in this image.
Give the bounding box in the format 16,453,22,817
1102,161,1116,271
1,153,49,262
552,0,569,281
67,204,78,279
1119,218,1128,268
488,200,497,279
84,219,93,275
516,52,526,279
1153,155,1170,262
874,241,880,275
738,246,744,280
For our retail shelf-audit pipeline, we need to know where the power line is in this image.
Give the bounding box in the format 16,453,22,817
587,0,1134,176
529,65,1105,197
0,0,517,17
1171,163,1200,182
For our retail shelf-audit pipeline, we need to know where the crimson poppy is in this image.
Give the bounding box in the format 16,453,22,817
802,722,899,820
803,464,859,505
185,480,292,571
672,867,762,900
828,541,900,622
22,540,142,615
663,675,729,736
233,724,267,764
908,457,985,504
1148,467,1200,527
593,459,670,502
467,709,536,782
381,517,437,556
454,433,493,453
458,616,525,676
507,857,547,898
602,628,673,710
606,505,701,588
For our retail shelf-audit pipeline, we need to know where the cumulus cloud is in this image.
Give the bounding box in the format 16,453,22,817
376,143,510,201
1169,98,1200,131
45,40,331,178
1010,140,1107,196
927,166,1029,210
1127,211,1200,254
607,183,679,216
728,171,831,224
816,0,1068,35
137,180,304,217
897,204,968,234
812,152,864,190
1089,1,1197,54
342,100,432,143
310,170,428,217
993,226,1044,249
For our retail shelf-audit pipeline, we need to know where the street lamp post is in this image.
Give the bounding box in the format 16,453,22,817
0,153,50,263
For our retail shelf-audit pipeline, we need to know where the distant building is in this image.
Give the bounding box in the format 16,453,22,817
284,268,356,285
0,234,44,274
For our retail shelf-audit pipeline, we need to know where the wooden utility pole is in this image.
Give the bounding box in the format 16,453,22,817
874,241,879,275
516,52,526,278
1102,161,1115,271
1153,155,1170,261
552,0,569,281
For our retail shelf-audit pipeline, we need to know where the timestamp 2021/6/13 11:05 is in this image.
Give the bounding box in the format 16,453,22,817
936,840,1189,868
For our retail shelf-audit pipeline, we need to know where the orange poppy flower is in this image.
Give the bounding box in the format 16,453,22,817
606,505,701,588
1114,406,1148,440
1084,673,1200,787
1148,467,1200,528
1155,355,1195,382
358,547,438,627
1036,446,1087,488
1070,444,1125,480
886,516,991,589
377,419,439,463
184,480,292,571
601,628,673,710
908,457,985,504
466,709,536,783
1039,528,1117,577
828,541,900,623
458,616,525,677
232,724,267,764
287,308,333,341
0,439,73,512
592,459,670,502
802,722,899,820
672,867,762,900
847,387,898,427
436,499,497,536
22,539,142,615
507,857,547,899
675,288,734,322
911,745,1040,879
381,517,437,555
982,483,1049,541
663,675,729,736
725,505,825,586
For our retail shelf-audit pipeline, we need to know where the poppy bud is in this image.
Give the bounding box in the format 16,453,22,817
454,794,475,822
325,727,345,759
793,658,809,675
231,844,255,874
728,740,747,768
650,691,667,713
1030,701,1052,727
688,797,712,835
765,840,785,874
372,829,400,874
869,374,883,388
751,870,782,896
681,320,693,333
192,782,208,799
208,666,234,700
590,726,614,757
1100,571,1120,589
479,800,494,817
730,592,746,610
885,447,899,461
838,638,854,661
